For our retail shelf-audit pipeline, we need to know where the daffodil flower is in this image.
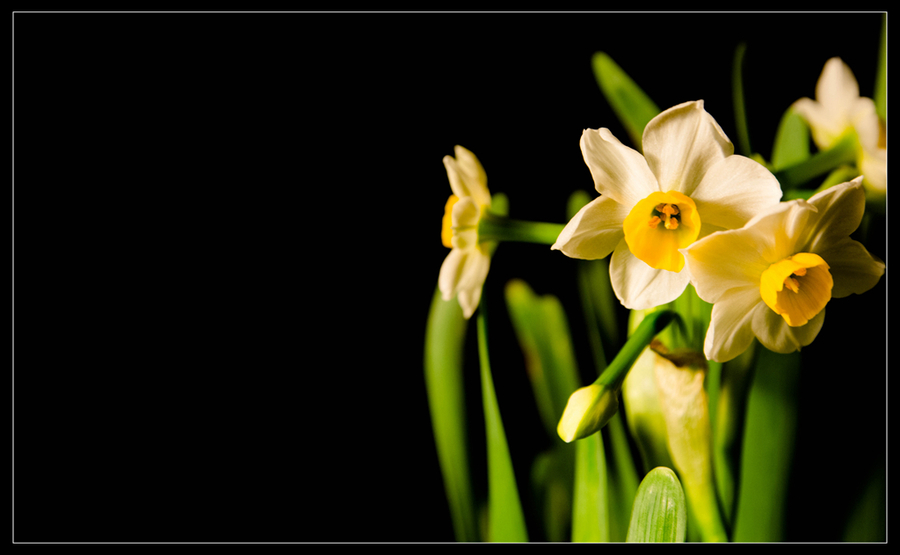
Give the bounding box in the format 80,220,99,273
438,145,493,319
682,177,885,363
792,57,886,194
552,101,783,309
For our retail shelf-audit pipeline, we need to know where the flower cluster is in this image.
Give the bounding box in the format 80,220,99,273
551,100,883,362
429,43,886,544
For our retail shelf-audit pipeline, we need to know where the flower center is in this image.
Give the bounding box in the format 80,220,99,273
759,253,833,327
623,190,701,272
441,194,459,248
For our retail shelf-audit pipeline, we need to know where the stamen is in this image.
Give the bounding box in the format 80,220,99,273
793,267,807,277
784,276,800,293
661,204,679,217
648,216,661,228
664,218,679,230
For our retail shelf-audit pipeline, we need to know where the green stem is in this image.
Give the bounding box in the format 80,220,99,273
478,211,565,245
595,310,675,389
773,132,859,190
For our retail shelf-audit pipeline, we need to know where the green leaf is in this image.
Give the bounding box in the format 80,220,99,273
875,13,886,121
626,467,687,542
591,52,660,152
505,279,582,437
424,287,478,542
604,413,640,542
732,348,801,542
770,107,811,173
842,463,886,542
732,42,752,157
571,432,609,542
478,296,529,542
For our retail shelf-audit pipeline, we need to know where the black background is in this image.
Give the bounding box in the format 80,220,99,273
14,11,886,543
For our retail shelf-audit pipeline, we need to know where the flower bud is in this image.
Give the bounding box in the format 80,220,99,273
557,383,620,443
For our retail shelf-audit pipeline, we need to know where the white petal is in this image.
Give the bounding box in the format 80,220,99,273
551,194,629,259
800,177,866,253
792,97,843,149
438,248,467,301
690,155,783,229
450,196,480,250
438,247,490,319
455,250,490,319
751,303,825,354
860,146,887,193
704,286,764,363
682,228,769,305
816,58,860,116
849,97,880,150
443,148,491,208
610,241,690,310
580,128,658,207
816,237,885,298
453,145,491,208
641,100,733,195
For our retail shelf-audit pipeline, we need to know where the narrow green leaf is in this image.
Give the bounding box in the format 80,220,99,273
504,279,581,437
478,295,529,542
842,464,886,542
603,414,639,542
505,279,580,541
591,52,661,152
626,467,687,542
732,348,801,542
424,287,478,542
571,432,609,542
771,107,811,173
875,13,886,121
773,130,858,190
732,42,752,157
568,190,636,542
711,341,757,528
530,447,574,543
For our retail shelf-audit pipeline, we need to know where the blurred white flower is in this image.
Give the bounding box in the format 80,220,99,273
793,57,886,194
438,146,492,319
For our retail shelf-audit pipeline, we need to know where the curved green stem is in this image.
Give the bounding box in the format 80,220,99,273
595,310,675,389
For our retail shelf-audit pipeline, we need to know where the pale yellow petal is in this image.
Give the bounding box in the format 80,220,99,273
816,237,885,298
704,286,765,363
682,229,769,305
751,302,825,354
800,177,866,254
